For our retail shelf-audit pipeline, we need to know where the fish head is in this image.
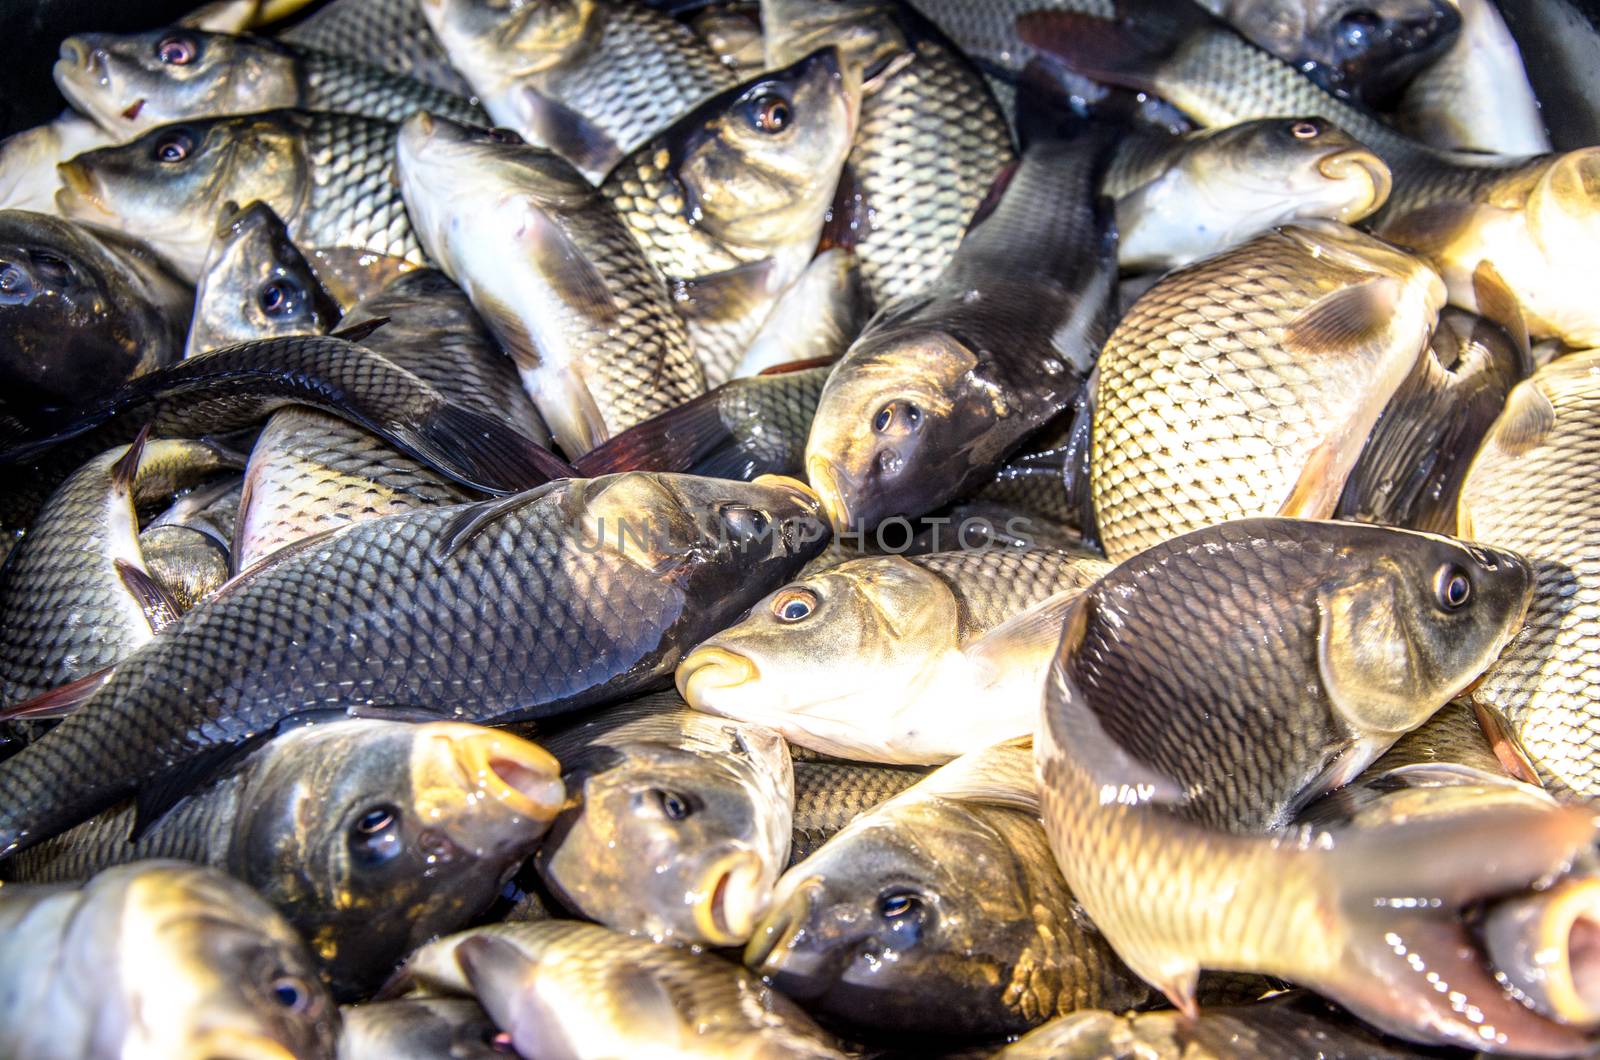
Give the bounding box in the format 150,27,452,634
421,0,597,85
1485,876,1600,1028
761,0,903,75
806,328,989,531
537,736,788,945
670,47,859,252
743,803,1037,1033
677,557,960,749
336,998,509,1060
56,112,311,280
1190,117,1391,224
1527,149,1600,266
53,29,301,135
228,720,562,998
113,864,338,1060
1314,524,1532,738
190,200,339,354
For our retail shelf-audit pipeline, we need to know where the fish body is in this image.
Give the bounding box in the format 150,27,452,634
0,113,116,216
397,112,704,457
280,0,473,96
679,546,1110,763
1399,0,1550,154
734,248,866,379
421,0,737,181
601,49,860,386
789,758,925,864
0,473,824,855
806,137,1117,532
533,693,793,946
137,523,230,612
0,860,337,1059
54,27,485,136
337,999,506,1060
1091,221,1444,562
57,109,420,282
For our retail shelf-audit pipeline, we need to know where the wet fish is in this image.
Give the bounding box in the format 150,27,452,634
1484,876,1600,1028
54,26,486,137
678,546,1109,763
688,4,768,80
137,523,231,612
1091,221,1443,562
602,48,860,386
789,758,925,864
997,991,1449,1059
398,112,704,457
532,693,792,946
748,738,1156,1035
400,920,846,1059
56,109,421,282
1033,518,1600,1055
1461,352,1600,799
1337,307,1528,535
0,113,116,216
421,0,737,181
280,0,473,96
0,473,825,856
337,998,509,1060
1399,0,1550,155
6,719,562,999
764,0,1016,308
734,249,866,379
806,137,1116,533
0,860,338,1059
186,200,341,357
0,434,239,705
1108,116,1391,271
0,210,189,414
1197,0,1462,106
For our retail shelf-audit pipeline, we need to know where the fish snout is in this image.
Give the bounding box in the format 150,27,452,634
692,847,770,945
1486,876,1600,1027
449,726,565,825
677,646,760,707
1318,148,1393,220
805,455,854,536
744,875,822,976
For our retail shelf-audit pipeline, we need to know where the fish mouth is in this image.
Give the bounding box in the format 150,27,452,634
1486,877,1600,1026
743,877,821,981
451,727,565,823
54,160,111,221
805,456,853,536
676,646,760,708
1318,149,1393,220
692,849,767,945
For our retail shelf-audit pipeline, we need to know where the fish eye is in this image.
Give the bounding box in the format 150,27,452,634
1334,9,1380,53
879,892,920,919
771,586,817,623
720,503,770,543
258,279,295,316
268,975,310,1012
156,35,197,65
1435,564,1472,611
486,127,523,145
348,803,403,866
28,251,72,286
1289,120,1321,140
750,93,792,134
654,789,692,820
152,129,195,164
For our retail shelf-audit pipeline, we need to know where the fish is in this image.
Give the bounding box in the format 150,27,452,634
0,472,826,856
186,200,341,357
1460,351,1600,799
1398,0,1550,155
1033,517,1600,1055
397,113,704,457
601,48,860,386
733,249,867,379
0,860,338,1059
56,109,421,282
678,546,1110,763
398,920,846,1059
0,433,239,706
420,0,737,181
0,209,189,415
763,0,1016,308
1488,0,1600,151
279,0,474,97
1196,0,1462,106
5,719,563,999
789,758,926,865
531,692,793,946
1107,116,1391,271
806,137,1117,533
1091,221,1444,562
686,5,768,80
137,523,231,612
53,26,486,137
337,998,510,1060
1337,307,1528,535
996,991,1449,1059
747,738,1157,1036
1484,876,1600,1028
1377,150,1600,349
0,113,116,216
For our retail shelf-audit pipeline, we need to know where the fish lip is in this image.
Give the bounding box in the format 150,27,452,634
743,877,819,974
1488,877,1600,1026
676,646,760,707
1317,148,1392,219
805,456,853,536
691,848,767,945
452,728,565,823
54,160,112,221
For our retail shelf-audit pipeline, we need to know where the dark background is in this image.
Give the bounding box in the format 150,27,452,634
3,0,1598,145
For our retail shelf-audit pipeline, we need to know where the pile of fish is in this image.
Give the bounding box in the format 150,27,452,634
3,0,1600,1054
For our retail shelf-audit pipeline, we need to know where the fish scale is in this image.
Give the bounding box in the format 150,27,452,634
788,759,924,863
280,0,472,97
915,547,1107,632
300,49,485,127
301,111,423,265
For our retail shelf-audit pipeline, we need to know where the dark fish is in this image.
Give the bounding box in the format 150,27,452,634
789,758,926,865
279,0,474,96
0,472,825,856
338,998,509,1060
1397,0,1549,154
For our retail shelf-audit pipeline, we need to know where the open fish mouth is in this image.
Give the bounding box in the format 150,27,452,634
677,646,760,706
1318,149,1393,219
691,848,768,945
